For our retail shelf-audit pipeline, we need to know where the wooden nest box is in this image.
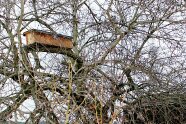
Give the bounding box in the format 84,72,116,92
23,29,73,49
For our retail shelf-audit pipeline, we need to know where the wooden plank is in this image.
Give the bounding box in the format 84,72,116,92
23,29,73,49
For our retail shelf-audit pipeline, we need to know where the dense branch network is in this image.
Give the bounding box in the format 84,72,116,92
0,0,186,123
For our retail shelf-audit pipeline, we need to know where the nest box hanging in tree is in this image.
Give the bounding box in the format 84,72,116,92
23,29,73,49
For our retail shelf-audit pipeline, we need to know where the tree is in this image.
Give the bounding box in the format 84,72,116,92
0,0,186,123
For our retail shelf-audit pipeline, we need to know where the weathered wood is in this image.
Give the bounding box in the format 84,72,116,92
23,29,73,49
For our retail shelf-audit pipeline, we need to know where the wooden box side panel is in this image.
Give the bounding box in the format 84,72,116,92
26,33,36,45
34,33,73,48
59,37,73,49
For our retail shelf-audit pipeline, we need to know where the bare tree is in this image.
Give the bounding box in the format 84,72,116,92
0,0,186,123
